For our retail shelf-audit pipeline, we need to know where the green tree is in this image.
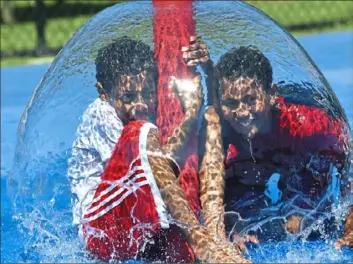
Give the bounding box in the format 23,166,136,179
1,0,15,24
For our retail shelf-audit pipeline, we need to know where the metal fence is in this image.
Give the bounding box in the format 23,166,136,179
1,0,353,59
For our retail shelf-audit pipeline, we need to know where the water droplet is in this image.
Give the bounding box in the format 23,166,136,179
247,138,256,163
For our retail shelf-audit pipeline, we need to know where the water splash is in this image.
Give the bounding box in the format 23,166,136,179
5,1,352,262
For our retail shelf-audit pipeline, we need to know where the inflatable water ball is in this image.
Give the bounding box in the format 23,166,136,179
8,1,351,261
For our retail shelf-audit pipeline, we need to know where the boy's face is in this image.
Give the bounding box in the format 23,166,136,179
220,76,272,138
108,71,157,124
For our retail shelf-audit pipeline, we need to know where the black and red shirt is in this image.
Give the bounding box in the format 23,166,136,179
223,96,350,220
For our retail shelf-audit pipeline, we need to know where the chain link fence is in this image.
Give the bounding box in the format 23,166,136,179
1,0,353,59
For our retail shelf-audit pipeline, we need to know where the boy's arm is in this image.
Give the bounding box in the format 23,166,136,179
162,75,202,158
67,100,124,224
198,106,227,239
69,100,124,176
147,128,250,263
162,36,217,158
181,36,232,243
182,36,218,108
272,101,350,198
297,106,350,199
286,104,352,245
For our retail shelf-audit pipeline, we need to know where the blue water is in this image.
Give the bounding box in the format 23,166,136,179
1,31,353,262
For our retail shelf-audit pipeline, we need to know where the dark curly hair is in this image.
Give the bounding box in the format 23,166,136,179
215,46,273,91
95,36,157,95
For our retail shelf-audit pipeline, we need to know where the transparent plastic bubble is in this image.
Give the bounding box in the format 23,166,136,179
7,1,351,262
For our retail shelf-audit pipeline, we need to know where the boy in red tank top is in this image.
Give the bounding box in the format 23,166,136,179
68,36,247,263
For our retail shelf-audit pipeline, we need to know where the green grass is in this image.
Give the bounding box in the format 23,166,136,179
9,0,115,8
1,15,91,52
1,1,353,66
247,1,353,26
1,56,54,67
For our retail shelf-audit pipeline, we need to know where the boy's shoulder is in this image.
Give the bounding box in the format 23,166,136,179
82,98,117,121
75,98,124,139
80,98,122,125
275,96,344,139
